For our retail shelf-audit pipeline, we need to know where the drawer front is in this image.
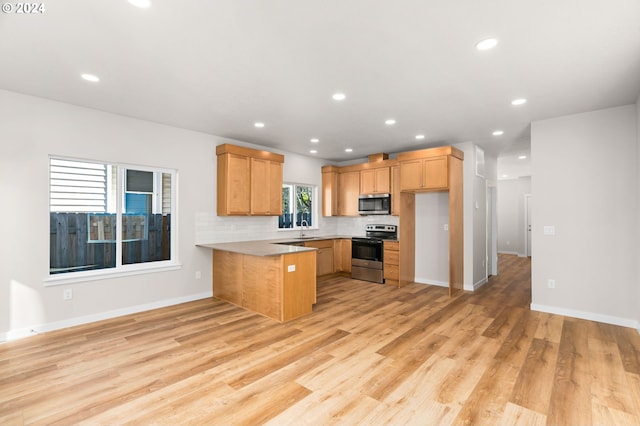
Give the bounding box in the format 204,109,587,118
384,241,399,251
384,264,399,280
385,250,399,265
305,239,334,249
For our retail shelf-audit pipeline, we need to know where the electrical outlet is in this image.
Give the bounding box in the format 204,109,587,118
287,265,296,272
443,224,449,231
547,279,556,289
63,288,73,300
195,270,202,280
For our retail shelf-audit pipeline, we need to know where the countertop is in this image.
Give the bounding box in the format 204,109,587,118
197,235,356,257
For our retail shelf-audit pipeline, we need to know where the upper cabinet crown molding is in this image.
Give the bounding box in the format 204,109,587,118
217,143,284,216
216,143,284,163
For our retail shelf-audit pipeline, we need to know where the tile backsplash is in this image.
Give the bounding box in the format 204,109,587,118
195,213,399,244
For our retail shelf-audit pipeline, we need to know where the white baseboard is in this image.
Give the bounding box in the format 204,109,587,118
498,251,519,256
468,277,488,292
531,303,639,330
0,291,213,343
414,277,448,288
415,277,487,292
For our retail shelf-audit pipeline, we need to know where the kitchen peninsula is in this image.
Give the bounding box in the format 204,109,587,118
198,241,317,322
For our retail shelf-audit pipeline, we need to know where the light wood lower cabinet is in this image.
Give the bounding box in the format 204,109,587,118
384,241,400,287
333,238,352,274
305,239,334,276
212,249,316,322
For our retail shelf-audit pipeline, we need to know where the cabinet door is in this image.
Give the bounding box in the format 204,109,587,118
360,169,376,194
342,239,351,273
322,170,339,216
339,171,360,216
251,159,282,215
268,161,283,215
360,168,390,194
374,167,390,193
316,248,334,276
399,159,423,191
219,153,251,215
423,156,448,189
251,158,270,215
391,165,400,216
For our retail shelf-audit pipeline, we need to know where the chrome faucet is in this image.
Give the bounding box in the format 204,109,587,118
300,220,309,238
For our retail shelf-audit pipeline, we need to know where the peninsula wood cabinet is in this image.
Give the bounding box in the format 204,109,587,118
216,143,284,216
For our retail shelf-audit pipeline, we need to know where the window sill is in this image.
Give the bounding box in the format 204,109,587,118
44,262,182,286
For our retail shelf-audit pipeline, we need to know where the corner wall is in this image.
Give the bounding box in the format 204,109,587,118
531,104,638,327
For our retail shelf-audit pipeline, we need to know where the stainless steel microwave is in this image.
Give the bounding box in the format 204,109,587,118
358,193,391,215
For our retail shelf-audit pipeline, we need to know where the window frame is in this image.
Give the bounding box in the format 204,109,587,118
45,156,180,286
278,182,318,231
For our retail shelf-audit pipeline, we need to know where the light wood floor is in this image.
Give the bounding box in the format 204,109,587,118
2,255,640,425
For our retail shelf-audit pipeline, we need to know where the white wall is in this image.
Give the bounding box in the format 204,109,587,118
637,94,640,329
531,104,638,328
497,177,532,256
414,192,449,286
0,90,334,340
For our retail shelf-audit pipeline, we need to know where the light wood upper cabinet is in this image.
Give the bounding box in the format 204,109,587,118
250,158,283,215
339,171,360,216
217,144,284,216
360,167,390,194
217,153,251,215
321,166,339,217
399,156,448,191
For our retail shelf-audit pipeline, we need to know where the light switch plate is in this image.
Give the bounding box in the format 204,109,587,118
287,265,295,272
543,226,556,235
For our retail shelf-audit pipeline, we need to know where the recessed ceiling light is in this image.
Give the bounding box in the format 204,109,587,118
511,98,527,106
385,119,396,126
492,130,504,136
128,0,151,8
518,155,528,160
310,138,319,143
345,148,353,153
332,93,346,101
476,38,498,51
415,134,425,140
501,174,509,178
254,122,265,128
81,73,100,83
310,150,317,154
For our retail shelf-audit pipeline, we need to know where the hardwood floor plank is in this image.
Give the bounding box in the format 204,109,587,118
509,338,559,415
497,401,546,426
589,336,636,414
547,319,593,425
453,359,521,425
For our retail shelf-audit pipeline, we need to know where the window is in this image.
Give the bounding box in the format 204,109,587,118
278,183,315,229
49,157,176,278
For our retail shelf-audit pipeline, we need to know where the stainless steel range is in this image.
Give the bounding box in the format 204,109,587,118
351,224,397,284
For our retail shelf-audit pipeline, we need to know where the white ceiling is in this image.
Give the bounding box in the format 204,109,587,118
1,1,639,164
